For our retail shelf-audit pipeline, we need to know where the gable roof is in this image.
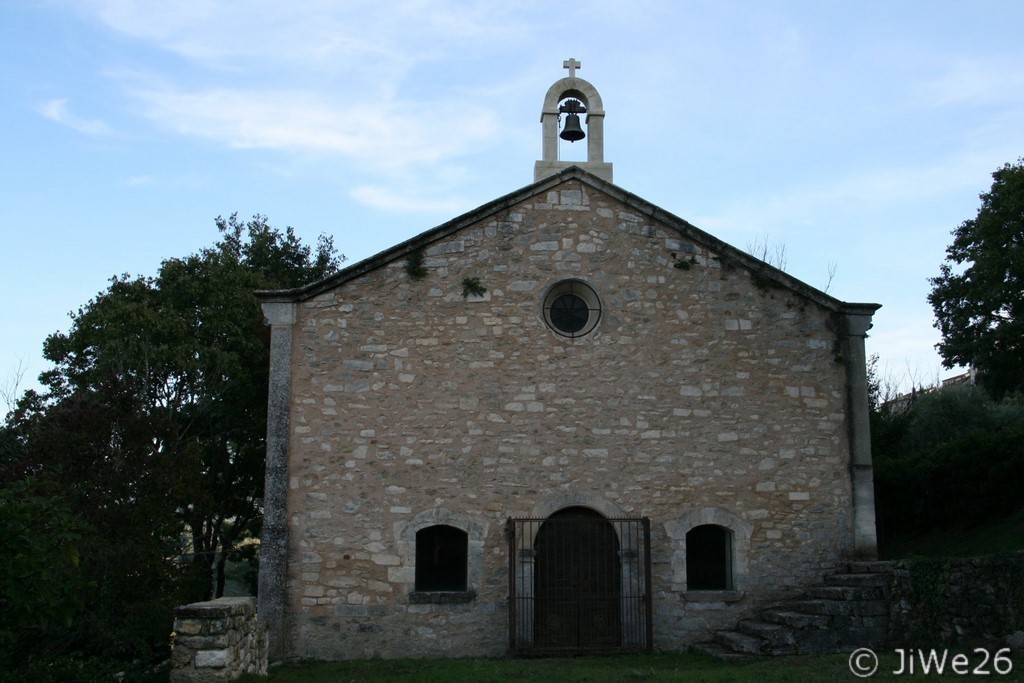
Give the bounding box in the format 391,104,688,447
256,166,880,317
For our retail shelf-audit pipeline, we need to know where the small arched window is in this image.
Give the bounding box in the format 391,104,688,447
685,524,733,590
415,525,468,592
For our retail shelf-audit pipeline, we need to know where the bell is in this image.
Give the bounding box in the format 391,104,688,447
560,113,585,142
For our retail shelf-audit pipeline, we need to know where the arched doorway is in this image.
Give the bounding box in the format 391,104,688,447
533,507,621,649
508,509,651,654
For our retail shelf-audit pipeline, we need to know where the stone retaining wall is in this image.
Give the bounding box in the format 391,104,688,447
889,553,1024,647
171,597,267,681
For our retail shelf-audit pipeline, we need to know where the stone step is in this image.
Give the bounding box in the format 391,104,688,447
847,560,897,574
827,572,890,588
851,600,889,617
690,641,755,663
806,585,885,601
760,608,831,630
713,629,766,655
786,597,888,617
701,560,895,661
785,599,854,616
736,620,798,654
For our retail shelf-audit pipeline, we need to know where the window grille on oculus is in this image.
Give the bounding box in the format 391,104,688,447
543,280,601,338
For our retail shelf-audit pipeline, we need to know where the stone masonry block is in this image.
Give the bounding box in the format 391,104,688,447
175,619,203,636
194,649,231,668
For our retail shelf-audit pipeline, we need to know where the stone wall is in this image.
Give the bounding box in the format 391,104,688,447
889,553,1024,647
171,597,267,682
274,179,867,659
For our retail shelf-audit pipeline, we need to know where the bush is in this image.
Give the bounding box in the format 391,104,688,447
901,385,1024,452
874,385,1024,539
0,480,90,667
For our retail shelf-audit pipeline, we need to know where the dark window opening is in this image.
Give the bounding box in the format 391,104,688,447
550,294,590,334
685,524,732,590
415,524,468,592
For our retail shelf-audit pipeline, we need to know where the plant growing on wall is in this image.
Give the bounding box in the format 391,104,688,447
461,277,486,298
673,255,695,270
405,249,427,280
670,250,696,271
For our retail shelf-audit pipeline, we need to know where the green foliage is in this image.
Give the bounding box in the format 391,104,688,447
404,249,427,280
461,277,486,298
872,384,1024,545
929,159,1024,398
2,213,342,670
866,355,914,465
0,480,90,665
673,256,693,270
6,390,208,662
5,655,140,683
900,385,1024,452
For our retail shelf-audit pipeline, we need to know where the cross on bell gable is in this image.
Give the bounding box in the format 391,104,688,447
563,58,581,78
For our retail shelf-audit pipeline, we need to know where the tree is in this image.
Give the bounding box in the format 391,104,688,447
3,214,342,664
6,383,202,663
929,159,1024,398
0,480,90,667
45,214,340,594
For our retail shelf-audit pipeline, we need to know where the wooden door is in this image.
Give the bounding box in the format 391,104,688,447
533,507,621,650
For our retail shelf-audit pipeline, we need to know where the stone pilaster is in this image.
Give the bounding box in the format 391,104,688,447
257,301,295,660
844,312,878,559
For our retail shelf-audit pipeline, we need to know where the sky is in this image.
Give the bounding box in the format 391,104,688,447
2,0,1023,401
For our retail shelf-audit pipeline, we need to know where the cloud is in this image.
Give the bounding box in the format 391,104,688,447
72,0,533,80
919,58,1024,107
126,84,501,171
350,185,468,213
62,2,563,181
692,152,1005,239
37,99,112,135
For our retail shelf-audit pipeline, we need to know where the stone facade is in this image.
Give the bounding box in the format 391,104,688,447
256,168,880,660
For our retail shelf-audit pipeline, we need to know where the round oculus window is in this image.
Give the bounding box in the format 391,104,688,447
543,280,601,338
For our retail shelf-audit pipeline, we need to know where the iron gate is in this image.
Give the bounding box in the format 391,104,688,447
507,510,652,654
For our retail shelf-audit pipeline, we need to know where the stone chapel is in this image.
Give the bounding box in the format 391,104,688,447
255,60,880,661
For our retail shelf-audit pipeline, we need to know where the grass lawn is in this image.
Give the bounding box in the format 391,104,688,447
240,650,1007,682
